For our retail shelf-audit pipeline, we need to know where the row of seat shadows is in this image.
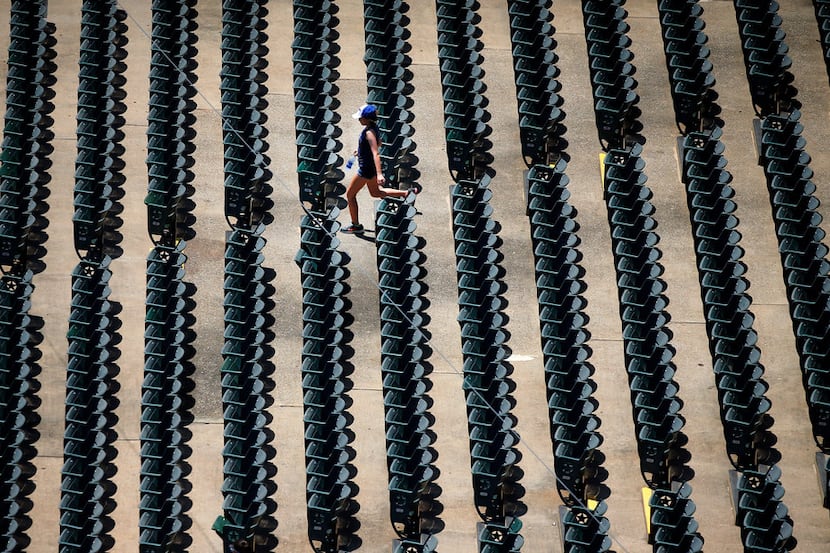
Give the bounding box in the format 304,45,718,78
657,1,797,552
507,2,614,552
436,2,525,552
582,1,705,552
731,0,830,533
220,0,279,550
63,2,126,552
0,2,54,550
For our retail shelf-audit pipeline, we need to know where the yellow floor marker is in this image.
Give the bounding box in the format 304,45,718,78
599,151,607,191
642,487,652,536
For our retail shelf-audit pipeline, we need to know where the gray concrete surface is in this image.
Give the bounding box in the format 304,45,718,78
9,0,830,551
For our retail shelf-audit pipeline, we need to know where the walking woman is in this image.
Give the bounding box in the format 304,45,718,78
342,104,409,234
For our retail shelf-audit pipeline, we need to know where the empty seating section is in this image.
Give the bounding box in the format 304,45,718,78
505,0,567,167
732,1,799,117
581,0,642,150
656,0,722,134
220,226,278,550
813,0,830,85
140,1,200,550
62,258,121,553
362,0,420,193
507,3,614,551
733,0,830,524
73,0,127,261
435,0,494,183
61,3,126,552
656,2,800,550
220,1,278,549
295,213,360,553
374,195,441,553
0,273,42,553
437,3,525,549
0,2,53,550
581,2,703,549
3,1,830,551
293,0,345,210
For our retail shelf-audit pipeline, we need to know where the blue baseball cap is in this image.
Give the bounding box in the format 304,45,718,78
352,103,378,120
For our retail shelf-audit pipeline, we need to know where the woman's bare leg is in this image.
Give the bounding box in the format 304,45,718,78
346,174,368,224
366,178,408,199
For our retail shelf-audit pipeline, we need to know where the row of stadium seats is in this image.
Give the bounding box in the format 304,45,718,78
374,195,442,553
681,129,779,472
660,2,798,550
0,0,54,276
221,0,273,228
658,0,782,478
0,272,43,553
731,0,830,528
732,0,799,117
291,2,362,551
145,0,198,246
760,113,830,454
435,0,494,182
527,165,608,503
509,3,614,551
603,145,693,492
580,3,704,549
73,0,126,260
362,0,420,192
219,2,278,549
293,0,345,210
140,3,200,550
527,164,614,552
62,258,121,553
436,3,524,550
220,225,278,550
505,0,567,167
451,175,524,552
580,0,642,150
0,3,53,550
61,3,126,552
141,243,197,551
296,212,360,553
655,0,721,134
